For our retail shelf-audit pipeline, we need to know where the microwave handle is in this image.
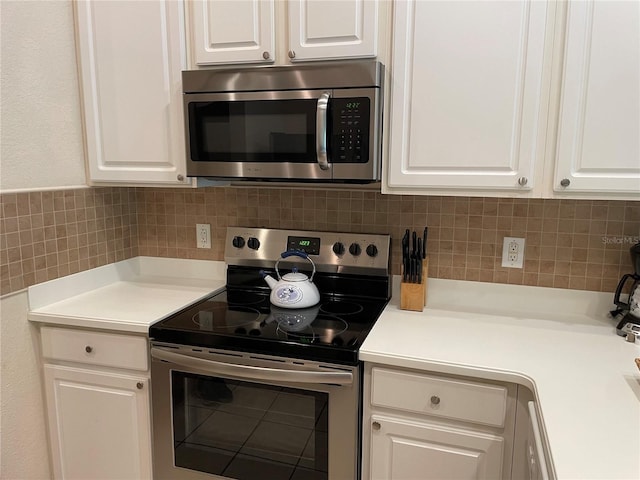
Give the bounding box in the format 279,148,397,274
151,346,353,385
316,91,331,170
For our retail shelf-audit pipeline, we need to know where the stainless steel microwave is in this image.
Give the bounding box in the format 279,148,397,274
182,61,384,183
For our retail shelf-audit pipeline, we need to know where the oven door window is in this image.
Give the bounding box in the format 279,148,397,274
188,99,317,163
172,371,329,480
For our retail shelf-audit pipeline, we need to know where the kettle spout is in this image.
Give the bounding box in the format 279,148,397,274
260,270,278,290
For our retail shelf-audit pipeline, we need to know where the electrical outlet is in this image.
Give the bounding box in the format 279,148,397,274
501,237,525,268
196,224,211,249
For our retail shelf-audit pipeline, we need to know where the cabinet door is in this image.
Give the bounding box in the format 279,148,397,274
369,415,504,480
553,0,640,196
76,0,190,185
191,0,276,64
386,1,553,194
43,365,152,480
288,0,378,61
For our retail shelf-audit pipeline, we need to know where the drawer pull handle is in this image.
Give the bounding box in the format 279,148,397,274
85,346,93,353
372,421,381,431
430,395,441,405
136,382,144,390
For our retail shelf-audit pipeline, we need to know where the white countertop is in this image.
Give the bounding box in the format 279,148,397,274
28,257,226,333
360,278,640,480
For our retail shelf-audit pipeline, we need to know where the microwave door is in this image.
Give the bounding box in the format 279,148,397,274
185,90,332,181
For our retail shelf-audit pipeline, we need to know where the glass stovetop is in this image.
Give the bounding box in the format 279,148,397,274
150,289,388,365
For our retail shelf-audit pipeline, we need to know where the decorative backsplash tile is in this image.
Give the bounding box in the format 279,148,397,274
1,186,638,297
0,188,137,295
134,187,639,294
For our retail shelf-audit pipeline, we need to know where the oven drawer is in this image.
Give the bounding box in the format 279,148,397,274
40,326,148,371
370,367,508,427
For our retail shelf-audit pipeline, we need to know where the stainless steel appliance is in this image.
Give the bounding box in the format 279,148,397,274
150,227,391,480
612,242,640,339
182,61,384,183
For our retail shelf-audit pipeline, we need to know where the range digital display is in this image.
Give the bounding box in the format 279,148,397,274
287,236,321,255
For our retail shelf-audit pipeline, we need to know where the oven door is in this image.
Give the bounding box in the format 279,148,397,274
150,344,360,480
184,89,379,182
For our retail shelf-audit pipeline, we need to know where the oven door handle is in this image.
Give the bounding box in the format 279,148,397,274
316,91,331,171
151,347,353,385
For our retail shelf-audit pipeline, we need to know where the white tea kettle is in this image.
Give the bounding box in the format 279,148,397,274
261,250,321,309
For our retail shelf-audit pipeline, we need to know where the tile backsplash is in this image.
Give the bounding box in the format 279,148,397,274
0,188,137,295
1,186,638,296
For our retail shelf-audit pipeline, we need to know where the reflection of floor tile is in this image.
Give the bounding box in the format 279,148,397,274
173,406,214,442
298,430,328,472
263,391,317,428
174,442,234,477
224,453,294,480
291,466,328,480
215,385,279,419
241,420,312,465
186,410,258,452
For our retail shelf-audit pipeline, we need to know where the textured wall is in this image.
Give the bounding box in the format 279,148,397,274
135,187,640,294
0,0,86,192
0,292,52,480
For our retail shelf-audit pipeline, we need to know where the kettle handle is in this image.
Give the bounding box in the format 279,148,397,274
275,250,316,282
614,273,638,309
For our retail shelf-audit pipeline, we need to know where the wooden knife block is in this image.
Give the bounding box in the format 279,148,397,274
400,257,429,312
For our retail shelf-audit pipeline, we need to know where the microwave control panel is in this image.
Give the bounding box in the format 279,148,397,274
331,98,370,164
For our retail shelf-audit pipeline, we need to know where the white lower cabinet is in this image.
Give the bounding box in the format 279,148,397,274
363,364,518,480
39,327,152,480
369,415,505,480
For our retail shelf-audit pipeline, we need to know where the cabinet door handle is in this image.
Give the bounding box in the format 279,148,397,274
85,346,93,353
136,382,144,390
518,176,528,186
288,50,296,59
430,395,441,405
177,174,185,182
262,51,270,60
372,421,381,431
560,178,571,187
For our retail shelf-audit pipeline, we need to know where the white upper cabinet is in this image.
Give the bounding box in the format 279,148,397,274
76,0,190,186
385,0,639,199
190,0,379,66
191,0,276,64
552,0,640,196
385,0,554,195
287,0,378,61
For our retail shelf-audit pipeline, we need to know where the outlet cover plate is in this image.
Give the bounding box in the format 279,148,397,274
502,237,525,268
196,224,211,249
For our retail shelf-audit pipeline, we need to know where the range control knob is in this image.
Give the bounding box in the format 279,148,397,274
232,236,245,248
349,243,361,256
332,242,345,256
366,244,378,257
247,237,260,250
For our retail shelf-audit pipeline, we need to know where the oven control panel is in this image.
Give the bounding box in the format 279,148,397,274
225,227,390,276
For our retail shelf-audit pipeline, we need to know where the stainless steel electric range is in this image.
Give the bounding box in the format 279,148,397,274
150,227,391,480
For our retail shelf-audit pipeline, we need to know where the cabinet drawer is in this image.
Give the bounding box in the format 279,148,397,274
371,367,507,427
40,327,148,371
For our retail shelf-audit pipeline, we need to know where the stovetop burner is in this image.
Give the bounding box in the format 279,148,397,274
150,227,392,365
